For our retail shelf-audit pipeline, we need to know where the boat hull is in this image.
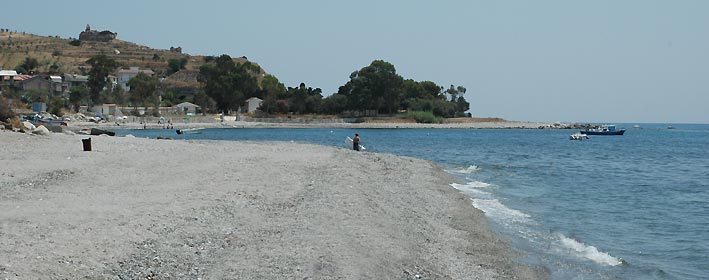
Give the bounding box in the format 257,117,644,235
90,128,116,136
176,128,203,135
581,129,625,135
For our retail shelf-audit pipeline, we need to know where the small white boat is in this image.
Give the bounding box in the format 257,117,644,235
176,128,204,135
570,133,589,140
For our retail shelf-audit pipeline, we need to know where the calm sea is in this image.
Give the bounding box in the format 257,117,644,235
117,124,709,279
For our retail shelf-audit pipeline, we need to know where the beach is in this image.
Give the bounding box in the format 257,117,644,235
0,130,545,279
70,116,553,131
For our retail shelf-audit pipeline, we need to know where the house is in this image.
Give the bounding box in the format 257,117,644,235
64,74,89,88
17,75,67,97
91,104,121,117
116,67,154,92
49,76,64,93
0,70,17,86
79,24,116,42
175,102,200,115
19,76,50,92
244,97,263,113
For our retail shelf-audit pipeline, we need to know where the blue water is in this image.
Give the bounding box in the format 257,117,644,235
116,124,709,279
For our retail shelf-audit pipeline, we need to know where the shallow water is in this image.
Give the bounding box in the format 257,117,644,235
118,124,709,279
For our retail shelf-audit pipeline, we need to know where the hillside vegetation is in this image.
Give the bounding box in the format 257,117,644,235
1,28,472,122
0,29,253,78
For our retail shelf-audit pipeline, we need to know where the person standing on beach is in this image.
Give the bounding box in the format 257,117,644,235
353,133,360,151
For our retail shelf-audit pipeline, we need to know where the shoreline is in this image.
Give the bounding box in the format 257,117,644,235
67,119,555,131
0,130,545,279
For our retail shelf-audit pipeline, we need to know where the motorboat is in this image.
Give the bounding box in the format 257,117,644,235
570,133,589,140
176,128,204,135
581,125,625,135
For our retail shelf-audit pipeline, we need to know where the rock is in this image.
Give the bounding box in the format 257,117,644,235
22,121,36,131
32,125,51,135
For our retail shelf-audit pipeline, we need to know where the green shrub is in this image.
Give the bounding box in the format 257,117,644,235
0,97,16,121
407,111,443,124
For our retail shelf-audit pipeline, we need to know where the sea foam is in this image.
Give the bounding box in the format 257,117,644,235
472,198,532,224
450,181,490,190
558,234,623,266
454,165,480,174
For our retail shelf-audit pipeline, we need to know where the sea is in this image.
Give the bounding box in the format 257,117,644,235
117,124,709,280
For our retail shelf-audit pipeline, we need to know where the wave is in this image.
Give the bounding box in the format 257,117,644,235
450,181,490,190
453,165,479,174
471,198,532,224
450,181,493,198
558,234,623,266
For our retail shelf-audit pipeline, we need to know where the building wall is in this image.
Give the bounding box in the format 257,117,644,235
246,98,263,113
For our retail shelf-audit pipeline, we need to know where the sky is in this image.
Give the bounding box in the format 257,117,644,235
2,0,708,123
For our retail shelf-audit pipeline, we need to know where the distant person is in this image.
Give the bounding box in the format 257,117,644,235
353,133,360,151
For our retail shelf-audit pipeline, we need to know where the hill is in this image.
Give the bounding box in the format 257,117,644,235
0,28,261,81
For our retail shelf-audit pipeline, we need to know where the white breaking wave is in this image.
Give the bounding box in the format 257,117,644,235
450,181,493,199
558,234,623,266
450,181,490,190
472,198,532,224
454,165,479,174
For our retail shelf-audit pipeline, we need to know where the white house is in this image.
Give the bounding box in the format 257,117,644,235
0,70,17,84
244,97,263,113
175,102,200,115
116,67,154,92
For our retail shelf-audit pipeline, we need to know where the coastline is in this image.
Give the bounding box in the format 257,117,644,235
67,118,553,131
0,130,545,279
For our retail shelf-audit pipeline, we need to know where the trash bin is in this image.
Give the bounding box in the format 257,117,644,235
82,138,92,151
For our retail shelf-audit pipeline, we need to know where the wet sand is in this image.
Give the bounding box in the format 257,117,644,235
0,130,545,279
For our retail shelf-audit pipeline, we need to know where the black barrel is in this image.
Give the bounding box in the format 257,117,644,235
82,138,92,151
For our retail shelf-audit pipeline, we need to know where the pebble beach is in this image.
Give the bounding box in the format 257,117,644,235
0,128,545,279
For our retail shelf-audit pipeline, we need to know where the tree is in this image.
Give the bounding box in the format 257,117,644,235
0,96,16,121
194,90,217,113
445,85,458,101
454,86,469,115
259,74,286,114
455,96,470,115
341,60,404,114
48,63,60,75
47,96,65,116
14,57,39,74
68,86,89,112
128,72,159,113
168,57,188,74
198,54,259,114
322,94,348,114
457,86,467,97
287,83,322,114
86,54,118,107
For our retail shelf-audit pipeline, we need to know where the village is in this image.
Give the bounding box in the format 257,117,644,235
0,25,266,130
1,25,564,134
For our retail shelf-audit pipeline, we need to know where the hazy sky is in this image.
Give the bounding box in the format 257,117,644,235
2,0,707,123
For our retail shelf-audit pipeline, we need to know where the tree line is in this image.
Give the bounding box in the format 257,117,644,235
3,54,470,120
198,56,470,118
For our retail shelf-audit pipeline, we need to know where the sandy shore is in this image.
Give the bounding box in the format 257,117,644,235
0,130,545,279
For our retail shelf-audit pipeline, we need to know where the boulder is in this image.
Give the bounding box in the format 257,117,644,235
22,121,36,131
32,125,51,136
